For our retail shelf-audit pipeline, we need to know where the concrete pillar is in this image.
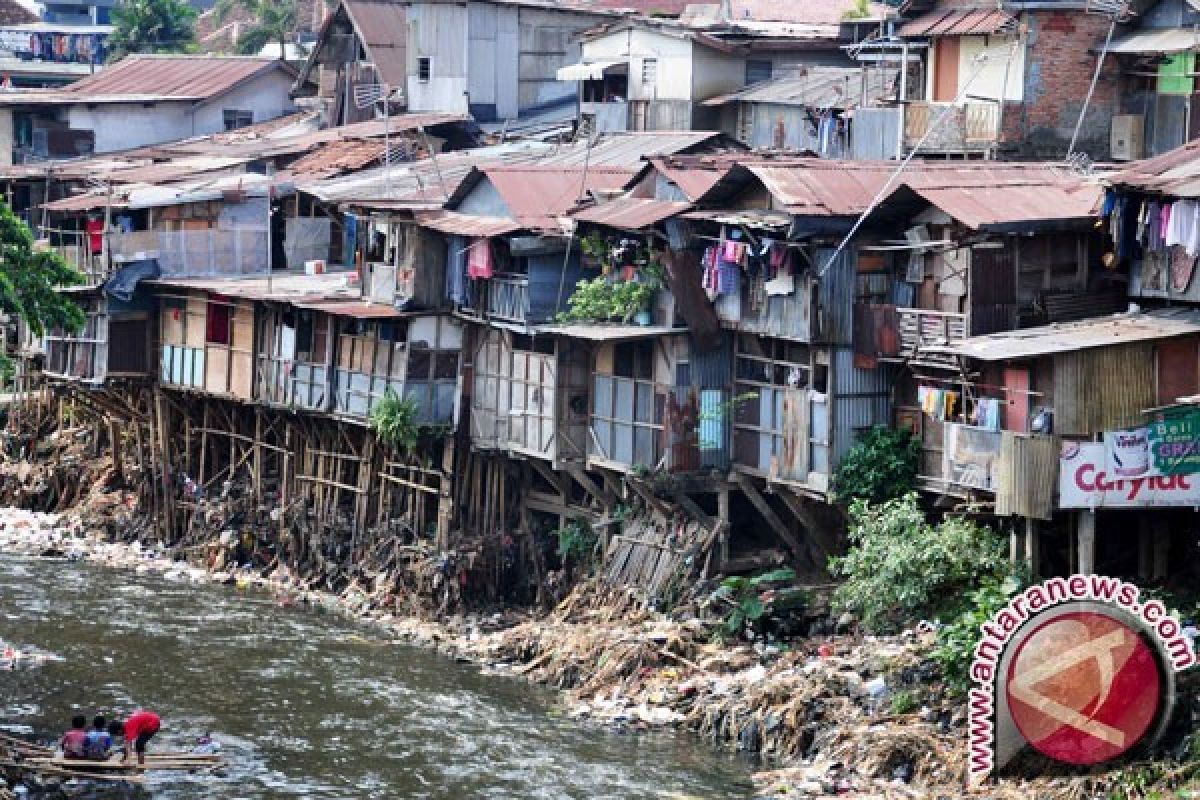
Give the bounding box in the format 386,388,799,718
1138,517,1154,582
1153,527,1170,582
1077,510,1096,575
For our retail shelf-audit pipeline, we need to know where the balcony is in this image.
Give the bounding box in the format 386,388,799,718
903,101,1000,154
470,273,530,325
109,229,269,278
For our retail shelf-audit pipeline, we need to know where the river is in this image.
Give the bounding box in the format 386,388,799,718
0,554,755,799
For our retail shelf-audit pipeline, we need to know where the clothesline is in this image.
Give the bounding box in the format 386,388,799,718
911,373,1045,397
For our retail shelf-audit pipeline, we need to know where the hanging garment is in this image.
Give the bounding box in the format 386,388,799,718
446,235,468,306
769,242,786,269
85,218,103,255
1142,249,1168,292
466,238,493,279
1172,244,1198,293
943,391,959,421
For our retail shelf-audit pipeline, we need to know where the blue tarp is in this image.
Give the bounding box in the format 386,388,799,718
103,259,160,304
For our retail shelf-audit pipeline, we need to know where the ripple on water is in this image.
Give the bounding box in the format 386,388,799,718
0,552,754,799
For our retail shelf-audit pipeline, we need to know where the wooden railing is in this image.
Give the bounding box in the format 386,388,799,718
482,273,530,324
898,307,967,358
903,101,1000,152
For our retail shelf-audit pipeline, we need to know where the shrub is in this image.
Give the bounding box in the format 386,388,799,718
831,425,921,504
829,494,1009,632
933,575,1023,695
708,568,797,640
555,520,598,565
368,390,421,454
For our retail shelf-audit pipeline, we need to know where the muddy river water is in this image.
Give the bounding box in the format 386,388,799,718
0,554,754,798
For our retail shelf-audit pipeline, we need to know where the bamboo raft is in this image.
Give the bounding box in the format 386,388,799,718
0,731,223,783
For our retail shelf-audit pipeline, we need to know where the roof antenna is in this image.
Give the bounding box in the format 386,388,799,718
1066,0,1132,159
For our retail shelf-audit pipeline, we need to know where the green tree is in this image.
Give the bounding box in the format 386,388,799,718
108,0,197,60
0,203,86,372
213,0,297,57
831,425,921,504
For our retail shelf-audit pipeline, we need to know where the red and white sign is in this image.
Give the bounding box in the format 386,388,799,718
1059,441,1200,508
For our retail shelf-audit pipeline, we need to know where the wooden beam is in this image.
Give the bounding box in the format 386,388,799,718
625,478,671,517
730,472,807,564
774,486,839,563
528,458,568,496
567,464,616,507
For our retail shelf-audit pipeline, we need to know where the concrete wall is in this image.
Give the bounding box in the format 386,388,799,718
957,34,1024,102
690,42,745,102
516,7,593,112
67,69,296,153
467,1,519,120
455,177,511,217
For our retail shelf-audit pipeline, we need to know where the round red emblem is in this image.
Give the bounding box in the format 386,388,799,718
1005,610,1162,765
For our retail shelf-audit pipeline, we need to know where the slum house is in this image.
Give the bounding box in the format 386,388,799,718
292,0,409,125
1105,0,1200,160
701,66,899,158
0,55,307,163
944,309,1200,588
401,0,620,123
555,6,893,136
847,169,1109,507
866,1,1125,159
0,17,113,89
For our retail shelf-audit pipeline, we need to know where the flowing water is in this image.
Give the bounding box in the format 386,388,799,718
0,554,755,799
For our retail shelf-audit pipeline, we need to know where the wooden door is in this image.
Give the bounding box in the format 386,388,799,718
1003,366,1030,433
1156,337,1199,405
933,38,960,103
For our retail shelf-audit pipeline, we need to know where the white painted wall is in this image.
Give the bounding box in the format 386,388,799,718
406,3,470,114
516,7,591,111
957,35,1024,103
66,69,297,153
579,29,694,101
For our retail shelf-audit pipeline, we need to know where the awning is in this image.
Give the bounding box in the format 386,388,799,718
681,208,793,229
414,210,520,237
1108,28,1200,55
899,8,1016,37
533,323,676,341
290,300,404,319
572,197,691,230
906,183,1102,231
953,309,1200,361
556,60,626,82
41,192,127,213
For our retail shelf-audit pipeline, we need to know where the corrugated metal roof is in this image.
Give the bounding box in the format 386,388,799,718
536,131,739,167
1,55,292,104
1108,27,1200,54
742,159,1097,216
0,0,39,25
286,139,389,179
954,309,1200,361
149,272,360,303
907,183,1102,230
703,67,896,109
414,210,521,237
646,157,734,201
572,197,691,229
475,165,639,231
1110,138,1200,197
899,8,1016,37
727,0,893,24
344,0,407,88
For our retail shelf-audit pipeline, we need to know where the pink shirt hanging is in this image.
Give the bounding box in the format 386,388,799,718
467,238,494,279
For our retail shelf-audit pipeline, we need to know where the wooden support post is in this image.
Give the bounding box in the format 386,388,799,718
717,485,730,572
774,487,838,561
1153,524,1170,582
1077,510,1095,575
1026,517,1039,579
253,408,263,508
730,472,808,565
107,418,124,488
436,436,456,550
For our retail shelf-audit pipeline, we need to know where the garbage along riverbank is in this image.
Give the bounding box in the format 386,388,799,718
3,506,1198,800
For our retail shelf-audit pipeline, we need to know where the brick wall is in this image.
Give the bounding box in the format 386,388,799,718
1003,10,1119,159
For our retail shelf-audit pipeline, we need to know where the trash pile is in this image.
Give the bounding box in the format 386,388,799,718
0,640,60,671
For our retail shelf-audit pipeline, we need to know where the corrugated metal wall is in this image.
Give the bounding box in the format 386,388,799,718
994,432,1057,520
1053,343,1155,435
816,246,856,346
829,346,893,468
527,248,585,323
851,108,900,160
686,331,732,469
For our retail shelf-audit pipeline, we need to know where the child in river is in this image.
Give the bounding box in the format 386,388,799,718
60,715,88,759
84,715,113,760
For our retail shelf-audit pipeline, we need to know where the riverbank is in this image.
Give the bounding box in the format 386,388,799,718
4,505,1196,800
